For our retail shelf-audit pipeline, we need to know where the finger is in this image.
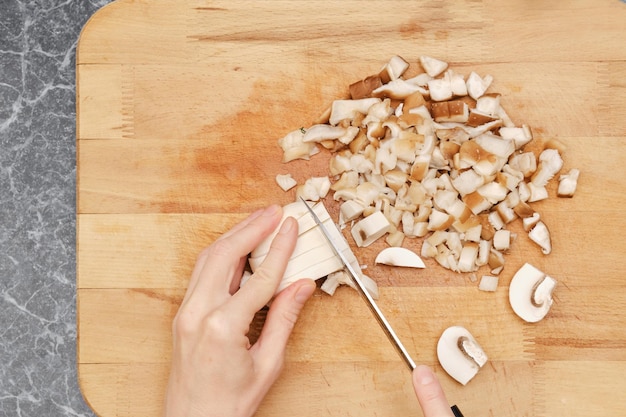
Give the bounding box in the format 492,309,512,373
185,205,283,308
181,208,265,304
216,207,265,242
229,216,298,320
250,279,316,379
412,365,454,417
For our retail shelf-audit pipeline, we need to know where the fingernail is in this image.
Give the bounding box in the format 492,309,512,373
416,365,435,385
278,217,296,234
248,208,265,220
294,280,316,303
262,204,281,217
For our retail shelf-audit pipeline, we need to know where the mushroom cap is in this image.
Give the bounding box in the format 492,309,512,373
509,263,557,323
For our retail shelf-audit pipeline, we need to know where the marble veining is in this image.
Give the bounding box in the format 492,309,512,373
1,1,113,415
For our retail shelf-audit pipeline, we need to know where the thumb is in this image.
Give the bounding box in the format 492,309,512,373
412,365,455,417
251,279,316,374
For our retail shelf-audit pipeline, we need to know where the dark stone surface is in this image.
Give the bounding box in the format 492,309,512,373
0,1,113,415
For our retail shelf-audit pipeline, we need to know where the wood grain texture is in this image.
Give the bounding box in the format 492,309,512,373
76,1,626,416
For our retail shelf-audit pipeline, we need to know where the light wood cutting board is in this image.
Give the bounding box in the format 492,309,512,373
76,1,626,416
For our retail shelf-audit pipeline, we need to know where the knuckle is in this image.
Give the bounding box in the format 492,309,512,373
251,266,278,287
195,246,212,264
202,311,231,341
269,233,294,257
173,309,200,338
207,238,235,259
173,308,233,343
280,308,299,330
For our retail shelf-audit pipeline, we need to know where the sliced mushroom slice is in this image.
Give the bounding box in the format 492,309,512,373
375,247,425,268
509,263,557,323
302,124,347,143
437,326,488,385
373,78,428,99
478,275,499,292
323,269,380,299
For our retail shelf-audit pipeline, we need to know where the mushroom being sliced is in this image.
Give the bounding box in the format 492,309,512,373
509,263,557,323
248,201,378,298
437,326,488,385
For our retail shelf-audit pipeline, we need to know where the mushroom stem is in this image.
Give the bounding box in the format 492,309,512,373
458,336,488,368
532,275,558,308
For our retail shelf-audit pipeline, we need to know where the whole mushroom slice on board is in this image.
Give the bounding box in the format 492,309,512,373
437,326,488,385
509,263,557,323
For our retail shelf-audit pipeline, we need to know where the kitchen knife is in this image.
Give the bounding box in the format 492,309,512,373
300,198,466,417
299,197,416,371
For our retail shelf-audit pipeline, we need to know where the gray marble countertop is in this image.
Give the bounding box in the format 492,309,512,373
1,1,112,415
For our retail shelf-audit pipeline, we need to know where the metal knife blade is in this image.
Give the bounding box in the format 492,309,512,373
299,198,416,371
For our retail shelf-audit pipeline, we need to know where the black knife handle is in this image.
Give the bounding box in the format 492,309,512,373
451,405,464,417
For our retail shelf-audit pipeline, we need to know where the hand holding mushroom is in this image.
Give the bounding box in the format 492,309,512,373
162,204,457,417
163,205,317,417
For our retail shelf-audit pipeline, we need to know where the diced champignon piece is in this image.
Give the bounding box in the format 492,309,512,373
351,211,391,247
419,55,449,77
275,173,297,191
557,168,580,197
478,275,499,292
349,75,384,99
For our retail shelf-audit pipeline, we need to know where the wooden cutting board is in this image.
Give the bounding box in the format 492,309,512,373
76,1,626,416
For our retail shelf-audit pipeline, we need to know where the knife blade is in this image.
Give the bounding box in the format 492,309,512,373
299,198,466,416
299,197,416,371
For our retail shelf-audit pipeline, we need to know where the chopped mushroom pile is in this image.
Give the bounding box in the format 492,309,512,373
277,55,579,277
270,56,577,385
